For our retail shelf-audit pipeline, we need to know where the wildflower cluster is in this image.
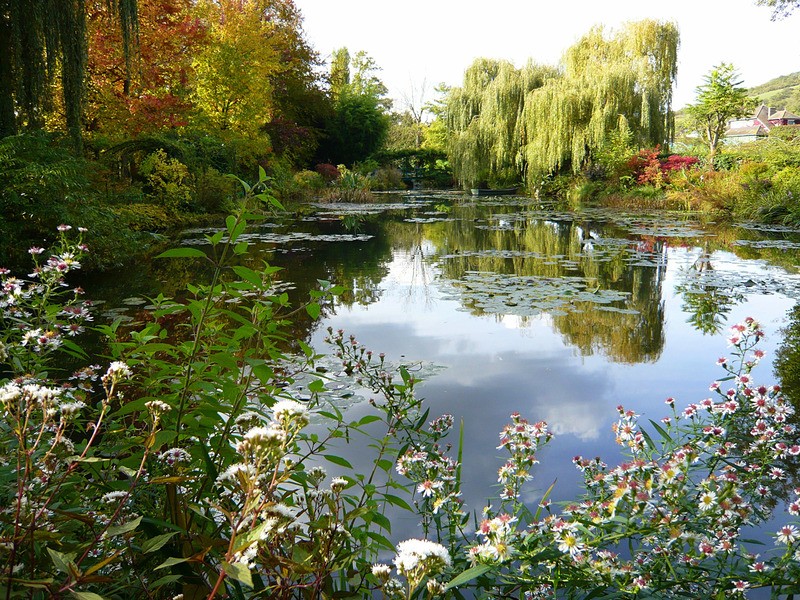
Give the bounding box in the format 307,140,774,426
473,319,800,597
395,416,464,532
497,414,552,504
468,511,518,564
373,539,452,599
0,358,144,593
327,327,466,535
1,226,91,372
215,399,309,508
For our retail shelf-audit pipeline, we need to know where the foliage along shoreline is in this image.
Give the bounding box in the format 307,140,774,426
3,189,800,597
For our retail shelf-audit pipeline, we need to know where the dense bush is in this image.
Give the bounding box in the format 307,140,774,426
140,149,193,213
368,165,406,190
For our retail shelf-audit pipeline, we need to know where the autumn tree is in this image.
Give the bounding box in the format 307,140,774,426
258,0,329,165
191,0,283,134
86,0,201,135
687,63,750,165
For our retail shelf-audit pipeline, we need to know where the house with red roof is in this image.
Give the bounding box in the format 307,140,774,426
725,104,800,143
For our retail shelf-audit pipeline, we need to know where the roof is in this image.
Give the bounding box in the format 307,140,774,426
725,125,768,137
768,109,800,120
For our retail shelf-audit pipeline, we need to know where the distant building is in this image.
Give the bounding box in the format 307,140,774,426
725,104,800,143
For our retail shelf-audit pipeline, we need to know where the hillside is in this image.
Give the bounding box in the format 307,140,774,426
747,71,800,112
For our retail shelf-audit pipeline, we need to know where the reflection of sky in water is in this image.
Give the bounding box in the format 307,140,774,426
310,241,797,540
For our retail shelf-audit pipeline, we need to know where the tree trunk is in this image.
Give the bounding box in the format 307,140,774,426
0,0,17,137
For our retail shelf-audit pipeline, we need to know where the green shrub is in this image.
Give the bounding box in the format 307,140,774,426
192,167,237,214
320,165,374,203
140,149,193,213
292,169,325,191
368,165,405,191
112,203,174,231
667,169,741,213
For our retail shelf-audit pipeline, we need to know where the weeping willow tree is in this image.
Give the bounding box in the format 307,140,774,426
524,20,679,181
0,0,138,150
445,20,679,189
446,58,558,187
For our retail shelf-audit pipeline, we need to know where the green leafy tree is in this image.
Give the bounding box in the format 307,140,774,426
329,47,350,101
522,20,679,179
319,48,390,165
328,47,391,110
687,63,751,166
320,91,389,166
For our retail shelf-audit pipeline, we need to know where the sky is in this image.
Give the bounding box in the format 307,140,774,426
293,0,799,112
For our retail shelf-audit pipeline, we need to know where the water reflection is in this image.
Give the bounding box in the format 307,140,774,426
427,208,667,363
675,244,744,335
78,192,800,555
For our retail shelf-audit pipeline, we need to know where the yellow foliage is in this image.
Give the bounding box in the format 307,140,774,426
191,0,283,133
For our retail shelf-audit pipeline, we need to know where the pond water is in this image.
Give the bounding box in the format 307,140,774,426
87,191,800,546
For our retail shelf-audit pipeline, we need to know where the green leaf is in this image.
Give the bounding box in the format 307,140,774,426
306,302,321,320
222,561,253,588
365,531,394,551
232,265,262,286
71,592,107,600
149,574,183,588
370,512,391,532
141,532,178,553
59,339,87,359
640,428,657,451
156,248,207,259
383,493,412,511
227,217,246,242
445,564,491,590
208,230,225,245
155,556,189,570
324,455,353,469
11,577,53,589
258,165,267,182
308,379,325,393
648,419,672,443
107,515,142,537
47,548,77,574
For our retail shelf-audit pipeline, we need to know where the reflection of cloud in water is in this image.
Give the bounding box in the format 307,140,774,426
311,308,623,527
428,354,610,443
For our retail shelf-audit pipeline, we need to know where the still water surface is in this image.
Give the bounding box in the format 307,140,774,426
91,191,800,540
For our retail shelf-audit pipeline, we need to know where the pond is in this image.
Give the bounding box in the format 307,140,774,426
87,191,800,544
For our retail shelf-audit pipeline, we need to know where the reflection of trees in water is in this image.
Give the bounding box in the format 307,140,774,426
553,229,666,364
270,217,394,310
675,245,743,335
384,222,435,309
776,303,800,414
429,207,666,363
